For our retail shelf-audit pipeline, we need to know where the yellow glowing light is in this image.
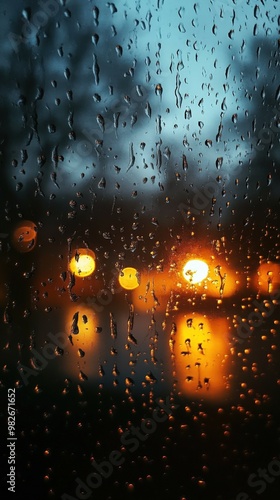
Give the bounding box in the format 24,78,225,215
119,267,140,290
183,259,209,284
12,220,37,253
69,248,96,278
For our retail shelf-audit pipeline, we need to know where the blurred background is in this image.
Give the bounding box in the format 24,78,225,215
0,0,280,499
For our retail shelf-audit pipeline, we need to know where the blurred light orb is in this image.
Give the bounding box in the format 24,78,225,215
12,220,37,253
119,267,140,290
183,259,209,284
69,248,96,277
255,262,280,294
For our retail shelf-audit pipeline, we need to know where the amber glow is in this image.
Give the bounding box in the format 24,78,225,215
132,270,175,311
119,267,140,290
205,264,239,298
65,304,98,350
174,239,241,297
255,262,280,294
174,314,230,400
12,220,37,253
62,304,100,381
183,259,209,284
69,248,96,277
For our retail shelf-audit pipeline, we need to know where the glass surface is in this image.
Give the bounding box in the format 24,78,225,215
0,1,279,499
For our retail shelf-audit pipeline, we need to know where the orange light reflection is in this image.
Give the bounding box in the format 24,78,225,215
65,305,99,351
63,305,100,381
174,314,230,400
255,262,280,295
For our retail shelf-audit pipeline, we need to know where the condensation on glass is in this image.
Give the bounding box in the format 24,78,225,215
0,1,279,499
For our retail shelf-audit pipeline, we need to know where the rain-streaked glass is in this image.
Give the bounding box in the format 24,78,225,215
0,1,279,499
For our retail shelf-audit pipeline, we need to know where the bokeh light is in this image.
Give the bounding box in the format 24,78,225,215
183,259,209,284
12,220,37,253
69,248,96,278
118,267,140,290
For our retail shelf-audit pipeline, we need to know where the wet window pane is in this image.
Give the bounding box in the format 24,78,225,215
1,1,280,499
